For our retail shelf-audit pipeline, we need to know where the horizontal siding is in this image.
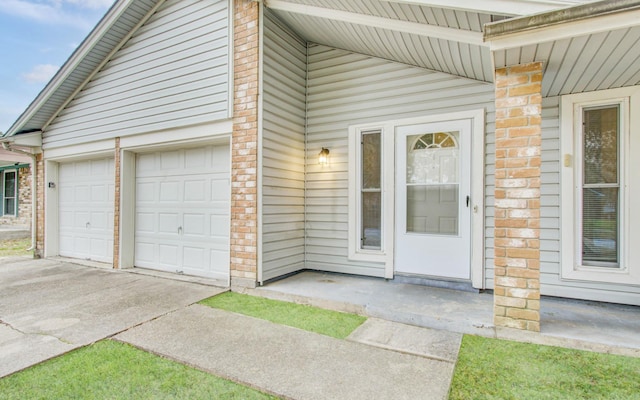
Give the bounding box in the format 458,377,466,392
534,97,640,304
44,0,229,148
306,44,495,278
261,11,307,282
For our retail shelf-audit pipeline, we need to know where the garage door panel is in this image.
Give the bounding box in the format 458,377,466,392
183,213,206,236
184,180,206,202
135,145,229,280
159,181,180,202
59,158,114,263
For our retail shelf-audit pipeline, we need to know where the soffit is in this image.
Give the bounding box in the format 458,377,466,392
265,0,505,82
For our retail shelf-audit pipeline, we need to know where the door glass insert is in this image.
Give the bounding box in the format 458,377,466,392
582,106,619,267
406,132,459,235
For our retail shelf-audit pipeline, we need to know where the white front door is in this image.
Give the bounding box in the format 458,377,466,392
395,119,472,279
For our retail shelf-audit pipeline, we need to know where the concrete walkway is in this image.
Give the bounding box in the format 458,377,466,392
0,258,462,399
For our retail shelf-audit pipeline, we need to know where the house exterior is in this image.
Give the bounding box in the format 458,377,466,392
3,0,639,332
0,148,33,228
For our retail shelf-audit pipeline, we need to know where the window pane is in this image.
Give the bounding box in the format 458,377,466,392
362,132,381,189
4,199,15,216
362,192,381,248
4,172,15,197
582,187,618,266
583,107,618,185
407,185,458,235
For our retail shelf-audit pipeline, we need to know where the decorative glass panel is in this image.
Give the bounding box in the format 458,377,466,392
582,106,619,267
361,130,381,249
406,132,459,235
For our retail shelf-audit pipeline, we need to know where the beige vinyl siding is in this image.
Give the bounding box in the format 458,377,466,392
44,0,229,148
537,97,640,304
305,44,495,278
260,11,307,282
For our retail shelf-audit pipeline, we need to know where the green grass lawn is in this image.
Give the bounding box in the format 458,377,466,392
200,292,367,339
0,238,32,257
449,335,640,400
0,340,277,400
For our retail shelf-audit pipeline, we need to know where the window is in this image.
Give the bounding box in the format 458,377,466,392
3,170,17,216
581,106,619,267
348,124,394,270
361,131,381,249
561,87,640,285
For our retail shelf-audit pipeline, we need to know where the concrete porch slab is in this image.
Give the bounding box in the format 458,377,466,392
253,271,640,357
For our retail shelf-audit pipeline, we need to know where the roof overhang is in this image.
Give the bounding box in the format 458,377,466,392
384,0,593,17
484,0,640,50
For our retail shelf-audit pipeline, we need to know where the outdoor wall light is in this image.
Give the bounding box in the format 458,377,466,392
318,147,330,165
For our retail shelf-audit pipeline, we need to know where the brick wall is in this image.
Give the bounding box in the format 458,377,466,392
493,62,543,332
230,0,259,289
0,166,31,227
113,138,121,268
35,153,44,258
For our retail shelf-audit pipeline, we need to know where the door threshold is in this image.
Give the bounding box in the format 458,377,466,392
393,273,478,293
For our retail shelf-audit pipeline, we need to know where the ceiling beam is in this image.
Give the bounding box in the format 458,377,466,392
265,0,485,46
381,0,581,17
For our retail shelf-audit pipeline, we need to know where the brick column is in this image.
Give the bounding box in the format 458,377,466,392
35,153,45,259
113,137,121,269
230,0,259,289
493,62,542,332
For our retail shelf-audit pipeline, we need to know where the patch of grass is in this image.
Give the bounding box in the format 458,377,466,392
0,238,32,257
449,335,640,400
200,292,366,339
0,340,276,400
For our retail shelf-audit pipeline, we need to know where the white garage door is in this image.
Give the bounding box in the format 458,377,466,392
59,158,115,263
134,145,230,280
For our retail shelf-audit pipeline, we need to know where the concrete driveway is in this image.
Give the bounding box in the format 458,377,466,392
0,257,225,378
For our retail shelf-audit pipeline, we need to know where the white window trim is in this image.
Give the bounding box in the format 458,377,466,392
348,122,395,276
348,110,485,286
2,169,18,216
560,86,640,285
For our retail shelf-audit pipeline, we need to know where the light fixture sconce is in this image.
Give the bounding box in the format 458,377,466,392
318,147,330,165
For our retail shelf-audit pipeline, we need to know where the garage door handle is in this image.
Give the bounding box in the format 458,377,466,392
86,222,91,229
178,226,183,234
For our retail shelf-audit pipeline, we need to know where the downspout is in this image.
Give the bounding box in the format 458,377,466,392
1,142,37,252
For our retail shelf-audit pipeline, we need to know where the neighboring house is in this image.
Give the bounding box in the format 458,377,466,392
2,0,639,332
0,148,33,227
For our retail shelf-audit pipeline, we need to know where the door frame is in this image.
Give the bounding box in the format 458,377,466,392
348,109,485,288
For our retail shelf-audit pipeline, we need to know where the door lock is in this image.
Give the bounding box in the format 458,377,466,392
466,195,470,207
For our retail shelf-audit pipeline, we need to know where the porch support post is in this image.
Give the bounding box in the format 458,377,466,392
230,0,259,289
112,137,121,269
493,62,542,332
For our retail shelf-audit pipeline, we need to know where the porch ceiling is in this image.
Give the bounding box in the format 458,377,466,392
263,0,600,84
487,0,640,96
264,0,506,82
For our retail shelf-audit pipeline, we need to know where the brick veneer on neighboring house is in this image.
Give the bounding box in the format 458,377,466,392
493,62,543,332
230,0,259,288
